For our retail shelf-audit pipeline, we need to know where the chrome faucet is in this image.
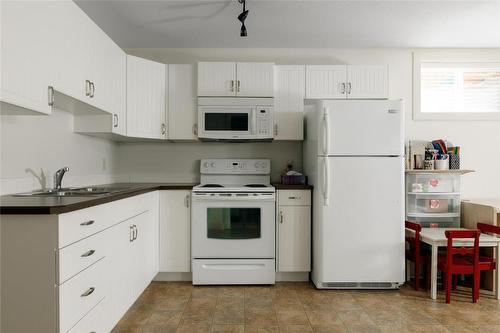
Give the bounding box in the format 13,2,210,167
53,167,69,190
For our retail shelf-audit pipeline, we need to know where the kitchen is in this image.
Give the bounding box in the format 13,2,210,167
1,1,500,333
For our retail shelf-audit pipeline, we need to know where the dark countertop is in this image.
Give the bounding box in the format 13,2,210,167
272,183,314,190
0,183,196,215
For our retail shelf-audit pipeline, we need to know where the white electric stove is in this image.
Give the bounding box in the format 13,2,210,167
191,159,276,285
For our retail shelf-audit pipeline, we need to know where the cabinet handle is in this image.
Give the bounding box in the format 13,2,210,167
81,287,95,297
90,82,95,98
347,82,352,95
340,83,346,94
274,124,278,136
193,123,198,136
48,86,54,106
129,225,134,242
85,80,91,97
279,211,284,224
288,196,301,200
237,80,241,92
81,249,95,258
161,123,166,135
185,194,190,208
113,114,119,128
80,220,95,226
230,80,235,92
134,225,138,240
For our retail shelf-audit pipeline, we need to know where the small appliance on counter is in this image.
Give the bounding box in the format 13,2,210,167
191,159,276,285
280,161,307,185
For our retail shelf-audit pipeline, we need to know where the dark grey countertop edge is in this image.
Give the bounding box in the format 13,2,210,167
0,184,196,215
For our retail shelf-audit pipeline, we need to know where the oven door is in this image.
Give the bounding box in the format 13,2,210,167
192,197,275,258
198,106,255,140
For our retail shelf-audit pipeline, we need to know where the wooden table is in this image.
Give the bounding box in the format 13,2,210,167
411,228,500,300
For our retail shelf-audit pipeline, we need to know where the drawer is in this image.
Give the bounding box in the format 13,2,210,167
278,190,311,206
58,229,108,284
66,298,107,333
59,258,107,333
192,259,275,285
58,192,153,248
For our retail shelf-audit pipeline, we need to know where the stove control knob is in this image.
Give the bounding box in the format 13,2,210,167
254,162,260,168
210,162,216,168
203,162,210,168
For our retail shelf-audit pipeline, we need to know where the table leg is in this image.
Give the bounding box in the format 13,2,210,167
431,244,438,300
496,245,500,300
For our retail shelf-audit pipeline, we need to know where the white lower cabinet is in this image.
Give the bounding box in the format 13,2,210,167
276,189,312,272
0,191,159,333
159,190,191,272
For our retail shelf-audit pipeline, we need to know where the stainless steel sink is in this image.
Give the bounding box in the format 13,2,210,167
13,186,123,197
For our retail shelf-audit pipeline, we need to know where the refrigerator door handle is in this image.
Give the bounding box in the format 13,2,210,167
323,157,330,206
322,107,330,155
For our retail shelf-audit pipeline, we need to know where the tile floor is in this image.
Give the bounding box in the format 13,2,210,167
112,282,500,333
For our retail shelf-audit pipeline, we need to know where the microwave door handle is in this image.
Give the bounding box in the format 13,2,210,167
251,108,256,135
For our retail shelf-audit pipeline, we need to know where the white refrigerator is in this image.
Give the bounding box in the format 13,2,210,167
304,99,405,289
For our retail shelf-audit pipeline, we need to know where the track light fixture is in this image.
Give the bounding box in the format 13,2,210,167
237,0,248,37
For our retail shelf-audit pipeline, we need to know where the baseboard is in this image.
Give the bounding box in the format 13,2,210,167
153,271,309,282
154,272,192,281
276,272,309,282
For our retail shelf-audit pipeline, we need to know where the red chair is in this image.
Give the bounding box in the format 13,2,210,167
405,221,430,290
438,230,480,303
477,223,499,274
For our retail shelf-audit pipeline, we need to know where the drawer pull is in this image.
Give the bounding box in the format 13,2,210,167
81,249,95,258
81,287,95,297
80,220,95,226
288,196,301,200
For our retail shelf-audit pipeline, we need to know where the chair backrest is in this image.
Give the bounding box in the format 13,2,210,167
405,221,421,252
477,223,500,236
444,230,480,269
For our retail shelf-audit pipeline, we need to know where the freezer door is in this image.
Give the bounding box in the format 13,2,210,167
318,156,405,283
318,100,404,156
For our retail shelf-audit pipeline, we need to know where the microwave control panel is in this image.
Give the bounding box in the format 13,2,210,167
256,107,273,137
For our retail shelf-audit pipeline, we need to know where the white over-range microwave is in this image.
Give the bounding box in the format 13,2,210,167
197,97,274,142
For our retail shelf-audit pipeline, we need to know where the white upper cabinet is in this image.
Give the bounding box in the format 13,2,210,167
306,65,347,99
0,1,56,115
86,23,127,135
306,65,388,99
168,65,197,140
126,55,167,139
198,62,274,97
198,62,236,96
347,65,388,99
274,65,305,140
236,62,274,97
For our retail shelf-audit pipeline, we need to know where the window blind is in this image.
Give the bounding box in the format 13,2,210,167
421,62,500,114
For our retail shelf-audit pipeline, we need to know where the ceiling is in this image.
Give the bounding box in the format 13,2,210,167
75,0,500,48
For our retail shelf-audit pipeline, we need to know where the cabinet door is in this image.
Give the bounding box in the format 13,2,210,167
305,65,347,99
347,65,388,99
87,23,127,135
277,206,311,272
236,62,274,97
159,190,191,272
197,62,236,96
108,221,135,324
132,210,158,297
126,55,166,139
168,65,197,140
274,65,305,140
0,1,56,114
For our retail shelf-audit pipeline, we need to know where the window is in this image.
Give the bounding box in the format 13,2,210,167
413,51,500,120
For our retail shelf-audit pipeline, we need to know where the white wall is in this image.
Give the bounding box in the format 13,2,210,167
0,109,118,194
126,48,500,199
116,141,301,184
